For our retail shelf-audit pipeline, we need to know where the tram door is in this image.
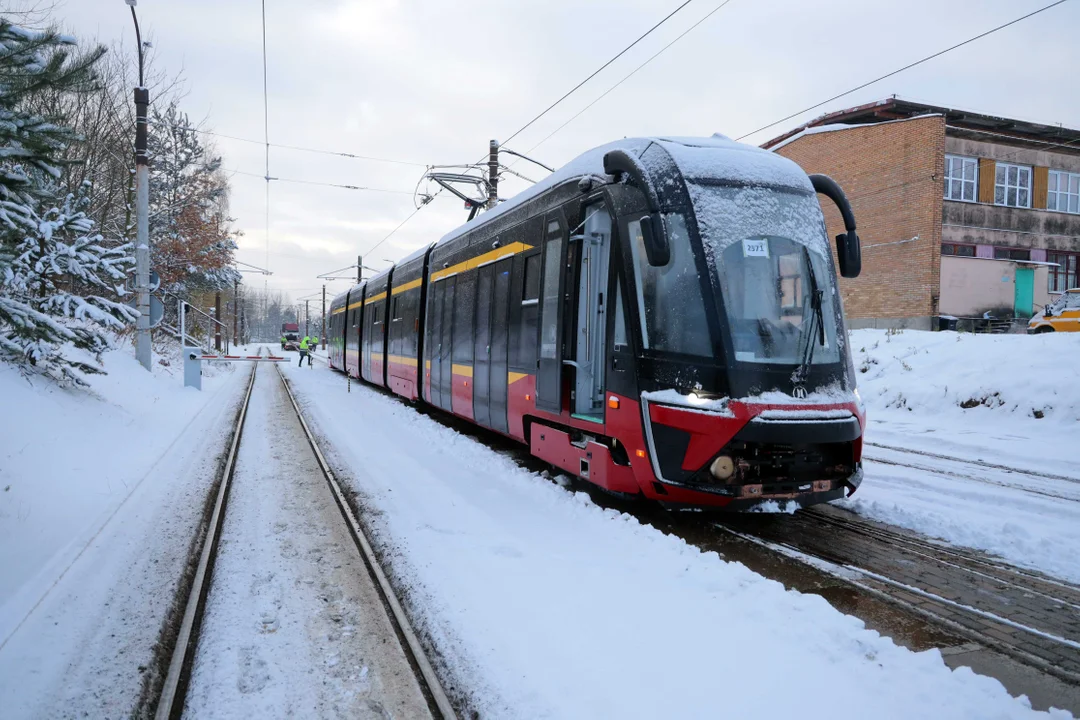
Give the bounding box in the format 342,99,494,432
473,267,493,427
428,278,454,410
536,212,568,413
438,277,456,410
472,258,512,432
571,201,612,421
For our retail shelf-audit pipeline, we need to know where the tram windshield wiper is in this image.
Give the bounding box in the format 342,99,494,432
794,246,825,387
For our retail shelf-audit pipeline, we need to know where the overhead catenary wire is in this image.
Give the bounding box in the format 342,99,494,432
227,168,415,194
261,0,271,296
171,125,429,167
520,0,736,158
501,0,696,147
734,0,1072,142
359,1,702,262
362,204,427,260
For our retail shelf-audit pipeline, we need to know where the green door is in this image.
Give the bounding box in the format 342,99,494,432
1014,267,1035,318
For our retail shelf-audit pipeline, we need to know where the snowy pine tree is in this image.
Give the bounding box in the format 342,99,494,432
0,20,136,386
149,103,240,295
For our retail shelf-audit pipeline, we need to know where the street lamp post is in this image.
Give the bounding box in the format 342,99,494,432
127,0,152,371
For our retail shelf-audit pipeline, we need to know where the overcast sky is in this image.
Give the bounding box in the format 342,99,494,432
31,0,1080,304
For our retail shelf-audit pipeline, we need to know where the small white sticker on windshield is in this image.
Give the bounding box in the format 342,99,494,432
743,238,769,258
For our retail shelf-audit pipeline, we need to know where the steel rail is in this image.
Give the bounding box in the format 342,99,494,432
154,360,260,720
864,441,1080,486
801,508,1080,604
862,453,1080,504
273,364,458,720
716,523,1080,686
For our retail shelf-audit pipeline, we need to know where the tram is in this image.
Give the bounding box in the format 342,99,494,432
327,135,866,509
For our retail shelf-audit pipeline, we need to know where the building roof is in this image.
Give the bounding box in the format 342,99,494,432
761,97,1080,156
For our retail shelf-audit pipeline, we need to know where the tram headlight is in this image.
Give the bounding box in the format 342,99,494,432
709,455,736,482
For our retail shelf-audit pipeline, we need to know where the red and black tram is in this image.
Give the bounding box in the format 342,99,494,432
327,135,866,509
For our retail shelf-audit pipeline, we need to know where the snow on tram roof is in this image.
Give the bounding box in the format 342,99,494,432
434,134,812,248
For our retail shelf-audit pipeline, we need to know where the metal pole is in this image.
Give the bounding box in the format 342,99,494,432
134,85,150,369
487,139,499,209
233,279,239,346
179,297,185,347
130,4,151,371
214,292,222,351
357,255,362,283
321,284,326,350
305,300,310,337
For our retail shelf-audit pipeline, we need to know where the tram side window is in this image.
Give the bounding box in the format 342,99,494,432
539,220,564,360
613,277,628,351
628,216,711,357
512,251,541,369
523,254,540,303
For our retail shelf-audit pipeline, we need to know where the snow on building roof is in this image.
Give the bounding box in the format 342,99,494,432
767,115,943,152
761,96,1080,153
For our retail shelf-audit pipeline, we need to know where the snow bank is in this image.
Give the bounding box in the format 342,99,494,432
843,329,1080,583
0,343,248,716
852,329,1080,420
284,363,1062,719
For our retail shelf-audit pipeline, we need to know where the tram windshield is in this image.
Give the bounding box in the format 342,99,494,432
691,183,843,367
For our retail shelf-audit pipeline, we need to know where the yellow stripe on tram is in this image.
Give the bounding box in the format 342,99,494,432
452,364,473,378
366,291,387,304
391,278,423,295
429,241,533,283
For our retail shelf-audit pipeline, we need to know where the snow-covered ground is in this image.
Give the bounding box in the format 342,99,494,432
0,343,248,717
282,360,1067,718
842,329,1080,583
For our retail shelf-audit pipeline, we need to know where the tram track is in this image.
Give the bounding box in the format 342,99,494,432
861,452,1080,503
714,506,1080,686
150,357,456,719
865,441,1080,490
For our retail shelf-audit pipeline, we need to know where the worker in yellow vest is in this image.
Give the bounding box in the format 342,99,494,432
298,336,312,367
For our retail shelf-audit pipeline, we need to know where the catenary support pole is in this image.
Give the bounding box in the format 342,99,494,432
321,284,326,350
305,300,310,337
215,292,222,351
357,255,362,283
129,2,151,371
179,297,185,348
487,139,499,209
233,279,239,346
134,86,150,369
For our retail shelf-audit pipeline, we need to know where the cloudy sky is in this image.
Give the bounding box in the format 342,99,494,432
35,0,1080,303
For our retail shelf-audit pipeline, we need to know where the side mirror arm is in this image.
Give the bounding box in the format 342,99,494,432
604,149,669,266
810,173,862,278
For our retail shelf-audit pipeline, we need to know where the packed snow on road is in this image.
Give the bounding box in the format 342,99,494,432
282,346,1072,719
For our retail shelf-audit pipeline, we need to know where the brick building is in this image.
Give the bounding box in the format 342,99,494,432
763,98,1080,329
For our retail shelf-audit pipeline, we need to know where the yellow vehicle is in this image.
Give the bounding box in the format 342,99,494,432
1029,289,1080,333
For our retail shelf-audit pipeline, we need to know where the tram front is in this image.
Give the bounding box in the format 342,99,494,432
604,137,865,509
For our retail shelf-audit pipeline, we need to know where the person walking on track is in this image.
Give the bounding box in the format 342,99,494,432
298,335,311,367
